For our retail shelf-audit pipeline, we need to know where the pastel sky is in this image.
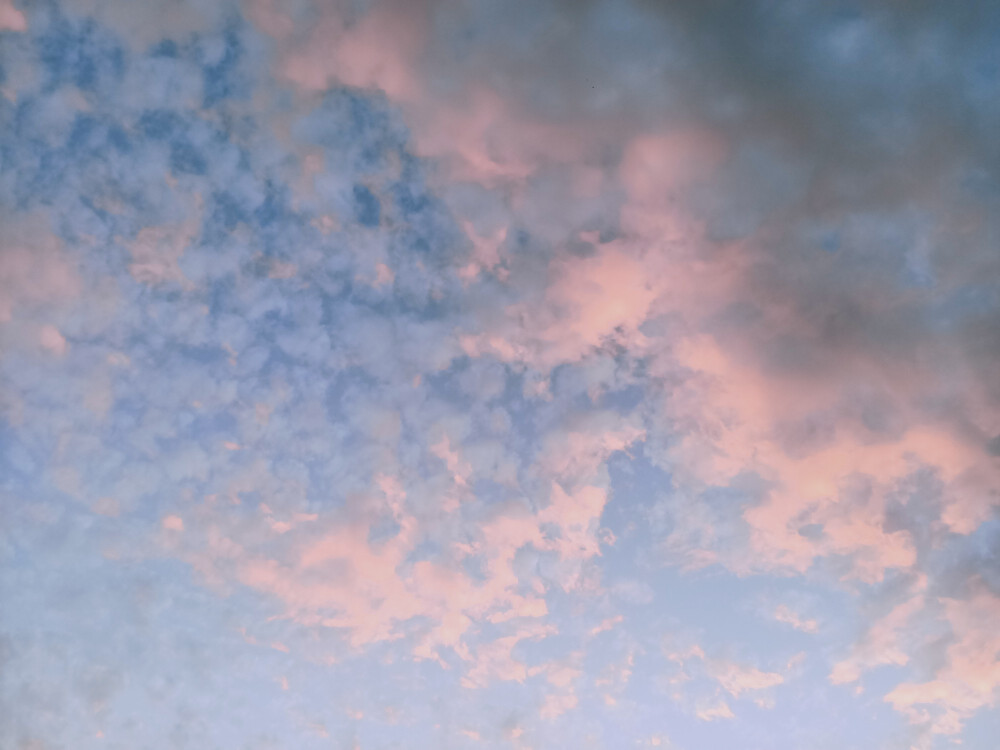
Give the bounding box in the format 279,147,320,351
1,1,999,749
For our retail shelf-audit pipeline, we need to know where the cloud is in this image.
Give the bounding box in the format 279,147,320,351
161,515,184,532
772,605,818,634
885,586,1000,737
125,218,199,288
3,1,999,748
829,574,927,686
695,700,734,722
38,325,67,356
0,0,26,32
0,213,80,324
709,660,784,698
664,639,787,722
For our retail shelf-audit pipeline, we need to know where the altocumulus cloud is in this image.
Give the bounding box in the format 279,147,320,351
1,1,999,749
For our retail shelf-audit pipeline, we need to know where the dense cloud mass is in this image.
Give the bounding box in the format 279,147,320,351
1,1,998,748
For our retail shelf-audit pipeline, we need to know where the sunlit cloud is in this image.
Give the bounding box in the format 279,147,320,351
2,1,998,749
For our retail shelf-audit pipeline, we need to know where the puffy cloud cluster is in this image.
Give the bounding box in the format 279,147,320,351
2,0,998,748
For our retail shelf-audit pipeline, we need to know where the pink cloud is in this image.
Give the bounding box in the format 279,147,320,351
709,660,784,698
538,691,579,719
458,221,508,282
0,0,26,32
531,655,584,719
250,3,1000,593
162,515,184,532
253,2,660,197
431,434,473,491
125,212,200,289
461,621,556,689
539,418,645,485
39,324,67,355
589,615,623,637
440,119,1000,591
595,648,635,708
91,497,121,517
143,414,639,694
64,0,220,49
884,587,1000,736
0,215,80,323
829,575,927,686
661,329,990,580
194,461,619,675
539,483,607,561
460,243,661,369
695,700,734,722
93,11,999,742
666,640,787,718
773,605,819,634
261,0,426,101
373,262,394,288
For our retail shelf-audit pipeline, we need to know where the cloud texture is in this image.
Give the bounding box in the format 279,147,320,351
1,1,999,749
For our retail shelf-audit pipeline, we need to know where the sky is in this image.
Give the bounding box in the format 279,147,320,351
1,1,999,748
